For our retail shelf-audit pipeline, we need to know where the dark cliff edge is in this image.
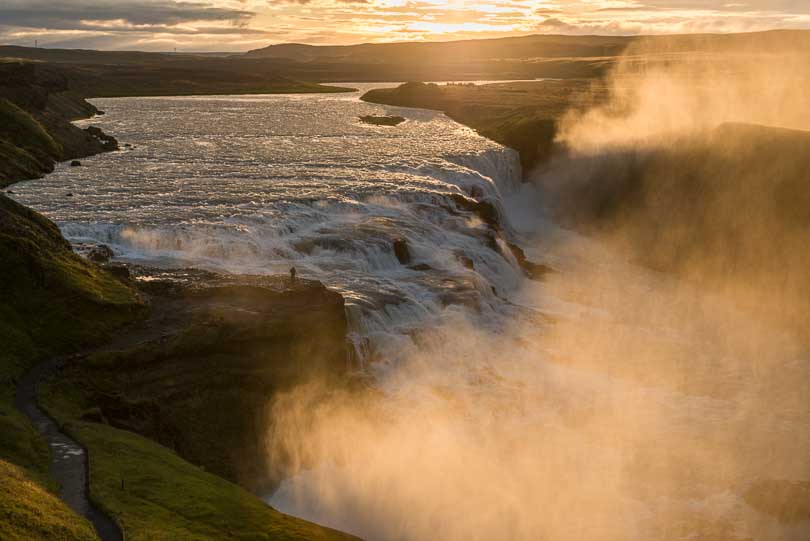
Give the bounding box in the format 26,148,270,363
544,123,810,340
54,269,350,493
0,61,118,188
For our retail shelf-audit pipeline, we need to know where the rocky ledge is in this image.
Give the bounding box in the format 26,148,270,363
54,265,350,493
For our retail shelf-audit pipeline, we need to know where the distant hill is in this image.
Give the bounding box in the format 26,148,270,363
245,30,810,64
245,34,634,63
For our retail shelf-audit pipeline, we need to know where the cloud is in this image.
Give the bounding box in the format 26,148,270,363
0,0,255,30
1,0,810,51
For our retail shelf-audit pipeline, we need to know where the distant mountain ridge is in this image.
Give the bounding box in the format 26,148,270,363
245,29,810,63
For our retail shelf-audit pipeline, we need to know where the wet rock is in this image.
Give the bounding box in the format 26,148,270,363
409,263,433,272
448,193,501,230
507,242,552,280
84,125,119,151
393,238,411,264
457,254,475,270
70,160,82,167
65,192,73,197
87,244,114,263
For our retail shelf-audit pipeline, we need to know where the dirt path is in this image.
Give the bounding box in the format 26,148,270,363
12,289,193,541
15,357,123,541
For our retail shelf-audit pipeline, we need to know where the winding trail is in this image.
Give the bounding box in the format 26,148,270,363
15,357,123,541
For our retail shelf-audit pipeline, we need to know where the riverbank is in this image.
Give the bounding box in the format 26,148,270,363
0,62,120,187
361,80,608,173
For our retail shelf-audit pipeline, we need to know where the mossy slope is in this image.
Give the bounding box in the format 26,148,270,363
0,460,98,541
0,193,143,539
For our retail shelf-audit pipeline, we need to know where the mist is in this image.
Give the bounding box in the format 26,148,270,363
264,35,810,541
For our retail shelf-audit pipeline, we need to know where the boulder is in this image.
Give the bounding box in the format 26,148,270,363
87,244,114,263
70,160,81,167
507,242,552,280
84,125,119,151
105,263,131,281
393,238,411,264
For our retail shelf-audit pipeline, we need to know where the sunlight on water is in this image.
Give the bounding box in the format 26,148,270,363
13,84,524,363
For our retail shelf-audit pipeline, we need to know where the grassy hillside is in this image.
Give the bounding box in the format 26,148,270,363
0,193,144,539
36,391,360,541
0,460,98,541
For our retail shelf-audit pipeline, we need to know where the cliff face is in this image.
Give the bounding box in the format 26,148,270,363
56,269,349,493
545,123,810,337
0,61,117,187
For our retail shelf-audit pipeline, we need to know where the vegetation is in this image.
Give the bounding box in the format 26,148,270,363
0,460,98,541
36,407,359,541
0,193,144,538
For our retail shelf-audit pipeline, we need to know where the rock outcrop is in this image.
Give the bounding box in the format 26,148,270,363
57,267,350,493
0,61,118,187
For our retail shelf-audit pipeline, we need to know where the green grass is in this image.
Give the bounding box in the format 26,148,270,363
39,383,358,541
0,194,144,537
0,194,143,468
0,98,61,158
0,99,62,186
0,459,98,541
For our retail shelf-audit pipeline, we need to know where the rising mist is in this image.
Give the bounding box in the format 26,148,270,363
266,35,810,541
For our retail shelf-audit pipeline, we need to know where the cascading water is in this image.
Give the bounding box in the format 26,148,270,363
11,84,528,368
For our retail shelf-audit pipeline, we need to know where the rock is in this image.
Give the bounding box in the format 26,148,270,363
65,192,73,197
87,244,114,263
457,254,475,270
105,263,131,280
84,125,119,151
64,273,350,492
70,160,81,167
409,263,433,271
393,238,411,264
448,193,501,230
359,115,406,126
507,242,552,280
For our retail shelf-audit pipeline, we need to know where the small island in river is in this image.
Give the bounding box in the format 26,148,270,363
359,114,406,126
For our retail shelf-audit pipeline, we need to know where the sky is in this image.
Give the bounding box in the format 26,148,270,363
1,0,809,52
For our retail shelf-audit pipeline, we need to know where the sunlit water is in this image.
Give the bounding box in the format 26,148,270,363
11,85,810,541
11,84,525,364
